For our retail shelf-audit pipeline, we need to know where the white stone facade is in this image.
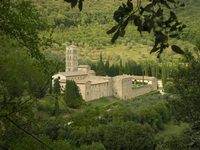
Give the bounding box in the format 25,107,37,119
52,45,158,101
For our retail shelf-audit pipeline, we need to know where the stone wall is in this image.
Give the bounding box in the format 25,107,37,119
81,76,113,101
53,73,158,101
65,75,87,81
77,82,88,100
113,75,158,100
88,83,109,101
129,85,154,98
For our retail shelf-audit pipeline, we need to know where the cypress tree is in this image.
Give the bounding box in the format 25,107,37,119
105,59,110,75
96,53,106,76
53,78,61,95
64,80,83,108
119,59,123,75
52,78,61,116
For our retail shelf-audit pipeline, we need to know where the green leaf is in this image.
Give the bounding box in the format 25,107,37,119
134,16,142,26
119,30,125,37
150,46,160,54
64,0,72,2
170,11,177,20
78,0,83,11
64,0,84,10
156,8,163,17
182,24,187,29
143,3,154,12
71,0,78,8
170,24,178,31
111,30,120,43
127,0,133,10
171,45,184,54
169,33,179,38
180,3,185,7
161,1,171,9
107,25,119,34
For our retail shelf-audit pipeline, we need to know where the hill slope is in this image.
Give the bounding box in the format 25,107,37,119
34,0,200,63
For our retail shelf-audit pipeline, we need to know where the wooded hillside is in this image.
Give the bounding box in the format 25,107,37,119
33,0,200,62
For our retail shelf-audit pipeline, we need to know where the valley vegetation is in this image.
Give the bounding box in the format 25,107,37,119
0,0,200,150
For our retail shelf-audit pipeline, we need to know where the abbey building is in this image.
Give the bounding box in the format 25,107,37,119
52,45,158,101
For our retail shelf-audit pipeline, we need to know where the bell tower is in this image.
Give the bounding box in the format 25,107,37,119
65,45,78,72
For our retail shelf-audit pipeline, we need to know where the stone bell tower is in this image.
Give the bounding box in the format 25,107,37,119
65,45,78,72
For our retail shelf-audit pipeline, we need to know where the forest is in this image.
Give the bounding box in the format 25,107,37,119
0,0,200,150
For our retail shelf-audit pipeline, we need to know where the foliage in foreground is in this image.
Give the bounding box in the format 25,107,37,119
29,93,190,150
1,0,200,149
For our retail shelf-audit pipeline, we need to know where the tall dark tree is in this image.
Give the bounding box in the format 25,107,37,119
64,80,83,108
52,78,61,116
170,53,200,123
53,78,61,95
105,59,110,75
96,53,106,76
119,59,123,75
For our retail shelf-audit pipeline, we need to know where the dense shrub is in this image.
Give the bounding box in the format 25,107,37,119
164,81,176,93
71,108,100,127
101,121,155,150
68,127,100,147
155,135,188,150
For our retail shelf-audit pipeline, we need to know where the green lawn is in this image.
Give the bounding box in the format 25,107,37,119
86,97,120,108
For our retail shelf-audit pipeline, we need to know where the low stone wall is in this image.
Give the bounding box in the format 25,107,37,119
129,85,155,99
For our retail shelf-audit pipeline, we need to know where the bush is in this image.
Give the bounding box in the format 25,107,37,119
71,108,100,127
164,81,176,93
155,135,188,150
68,127,100,147
66,98,83,109
37,96,55,112
101,121,155,150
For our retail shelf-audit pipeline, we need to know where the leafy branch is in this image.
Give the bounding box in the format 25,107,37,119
64,0,186,57
107,0,186,57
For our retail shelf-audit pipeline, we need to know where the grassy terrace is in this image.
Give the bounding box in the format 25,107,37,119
37,91,164,113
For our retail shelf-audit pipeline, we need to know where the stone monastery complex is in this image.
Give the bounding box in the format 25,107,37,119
52,45,158,101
